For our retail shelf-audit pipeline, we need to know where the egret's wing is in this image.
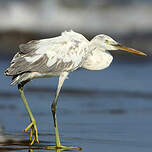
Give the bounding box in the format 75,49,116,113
19,40,38,54
5,52,48,76
33,32,88,73
5,31,89,76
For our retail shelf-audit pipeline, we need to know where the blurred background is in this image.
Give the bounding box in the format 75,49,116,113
0,0,152,152
0,0,152,58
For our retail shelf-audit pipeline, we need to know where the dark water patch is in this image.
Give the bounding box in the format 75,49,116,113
0,104,16,111
82,107,152,116
26,86,152,100
0,92,18,99
82,109,127,115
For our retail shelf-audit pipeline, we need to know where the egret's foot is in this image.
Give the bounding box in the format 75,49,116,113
45,145,82,150
24,120,39,145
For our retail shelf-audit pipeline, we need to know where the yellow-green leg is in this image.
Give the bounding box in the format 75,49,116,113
18,84,39,145
49,72,82,150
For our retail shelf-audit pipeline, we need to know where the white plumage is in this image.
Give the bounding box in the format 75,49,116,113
5,31,119,84
6,30,146,85
82,48,113,70
4,30,146,148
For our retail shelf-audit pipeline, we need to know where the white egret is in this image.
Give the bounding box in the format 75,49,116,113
5,30,147,150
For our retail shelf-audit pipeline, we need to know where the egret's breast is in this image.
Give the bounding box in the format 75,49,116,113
82,49,113,70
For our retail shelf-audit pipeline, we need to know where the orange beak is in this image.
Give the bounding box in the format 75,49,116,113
114,44,147,56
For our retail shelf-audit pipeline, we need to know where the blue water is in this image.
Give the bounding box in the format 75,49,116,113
0,57,152,152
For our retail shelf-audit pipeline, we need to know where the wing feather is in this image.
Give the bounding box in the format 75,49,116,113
5,31,89,76
19,40,38,54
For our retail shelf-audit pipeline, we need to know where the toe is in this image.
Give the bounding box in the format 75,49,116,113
30,135,35,145
24,123,33,132
24,121,39,145
30,126,33,141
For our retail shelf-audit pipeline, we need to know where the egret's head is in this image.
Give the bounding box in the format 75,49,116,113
91,34,147,56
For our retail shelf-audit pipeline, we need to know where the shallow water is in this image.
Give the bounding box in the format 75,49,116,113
0,57,152,152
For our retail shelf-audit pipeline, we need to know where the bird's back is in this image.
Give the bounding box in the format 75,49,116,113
5,31,89,85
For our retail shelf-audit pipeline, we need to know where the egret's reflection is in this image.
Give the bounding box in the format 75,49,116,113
29,148,66,152
28,145,82,152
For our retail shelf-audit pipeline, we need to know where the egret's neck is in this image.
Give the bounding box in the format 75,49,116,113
82,42,113,70
89,38,113,56
89,39,107,52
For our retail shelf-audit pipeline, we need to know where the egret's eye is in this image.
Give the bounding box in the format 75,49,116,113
105,40,110,45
